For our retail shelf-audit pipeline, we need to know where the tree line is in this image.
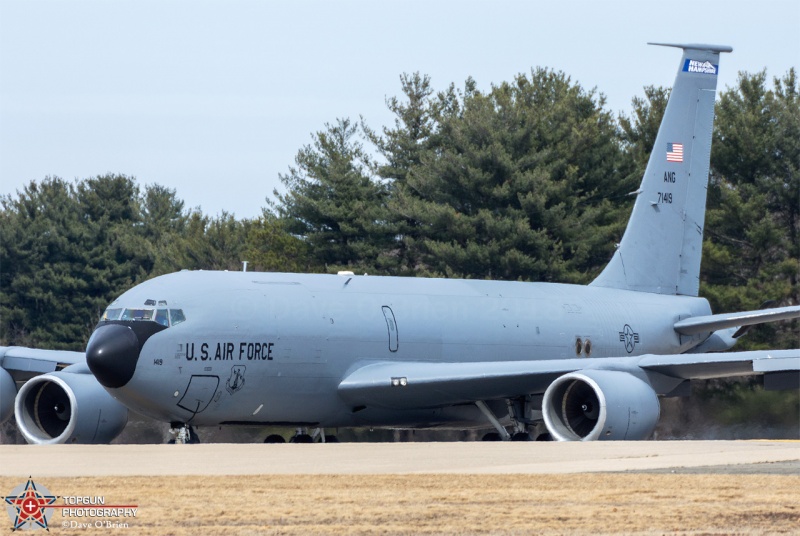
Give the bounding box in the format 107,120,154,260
1,68,797,352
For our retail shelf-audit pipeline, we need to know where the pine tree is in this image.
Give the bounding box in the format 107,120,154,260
244,212,320,273
618,85,670,179
1,175,152,348
704,69,799,350
271,118,397,274
385,69,631,282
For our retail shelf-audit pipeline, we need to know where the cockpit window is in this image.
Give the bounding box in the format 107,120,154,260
101,306,186,327
102,308,123,321
121,309,154,321
169,309,186,326
155,309,169,327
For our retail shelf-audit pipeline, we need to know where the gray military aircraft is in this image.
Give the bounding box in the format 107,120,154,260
3,43,799,444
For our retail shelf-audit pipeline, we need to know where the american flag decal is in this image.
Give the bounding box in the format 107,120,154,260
667,142,684,162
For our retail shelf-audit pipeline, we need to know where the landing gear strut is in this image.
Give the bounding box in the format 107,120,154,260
476,401,511,441
476,397,544,441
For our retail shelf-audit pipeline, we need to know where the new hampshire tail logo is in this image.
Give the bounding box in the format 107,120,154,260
3,478,57,531
683,58,718,75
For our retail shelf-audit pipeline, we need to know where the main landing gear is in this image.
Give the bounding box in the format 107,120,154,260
476,398,552,442
264,428,339,444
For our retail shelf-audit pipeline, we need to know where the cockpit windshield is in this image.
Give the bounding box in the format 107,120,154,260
121,309,154,322
101,307,186,327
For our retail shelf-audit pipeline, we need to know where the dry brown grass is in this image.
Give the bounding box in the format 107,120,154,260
2,474,798,535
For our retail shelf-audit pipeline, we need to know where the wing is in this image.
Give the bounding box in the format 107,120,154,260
337,349,800,410
0,346,85,381
338,358,587,409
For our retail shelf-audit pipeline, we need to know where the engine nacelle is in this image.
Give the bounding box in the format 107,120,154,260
14,369,128,444
542,369,660,441
1,367,16,423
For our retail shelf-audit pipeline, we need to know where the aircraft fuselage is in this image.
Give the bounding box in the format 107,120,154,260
93,270,711,428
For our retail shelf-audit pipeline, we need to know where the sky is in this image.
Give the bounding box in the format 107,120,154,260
1,0,798,220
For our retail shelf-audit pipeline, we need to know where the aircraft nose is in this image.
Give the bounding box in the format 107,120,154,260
86,323,141,388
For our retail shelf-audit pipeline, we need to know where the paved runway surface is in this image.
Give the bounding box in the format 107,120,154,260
1,441,798,476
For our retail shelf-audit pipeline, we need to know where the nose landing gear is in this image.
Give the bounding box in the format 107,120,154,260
168,423,200,444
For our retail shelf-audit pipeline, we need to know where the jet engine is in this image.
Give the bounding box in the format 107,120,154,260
14,367,128,444
1,367,16,423
542,369,660,441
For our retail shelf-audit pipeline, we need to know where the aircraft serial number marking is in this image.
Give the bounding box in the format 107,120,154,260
657,192,673,204
184,342,274,361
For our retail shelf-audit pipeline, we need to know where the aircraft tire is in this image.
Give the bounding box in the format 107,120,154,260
481,432,503,441
324,435,339,443
511,432,532,441
264,434,286,444
290,433,314,443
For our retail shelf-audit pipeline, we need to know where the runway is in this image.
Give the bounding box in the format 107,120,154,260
1,441,798,534
1,440,798,476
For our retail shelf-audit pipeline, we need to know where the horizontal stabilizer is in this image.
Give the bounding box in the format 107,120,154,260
673,305,800,335
648,42,733,53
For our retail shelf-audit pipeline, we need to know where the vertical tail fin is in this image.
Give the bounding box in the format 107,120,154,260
591,43,732,296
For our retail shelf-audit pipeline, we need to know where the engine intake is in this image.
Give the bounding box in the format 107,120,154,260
542,369,660,441
14,369,128,444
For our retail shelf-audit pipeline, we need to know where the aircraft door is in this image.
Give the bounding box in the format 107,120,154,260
177,375,220,415
382,306,399,352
